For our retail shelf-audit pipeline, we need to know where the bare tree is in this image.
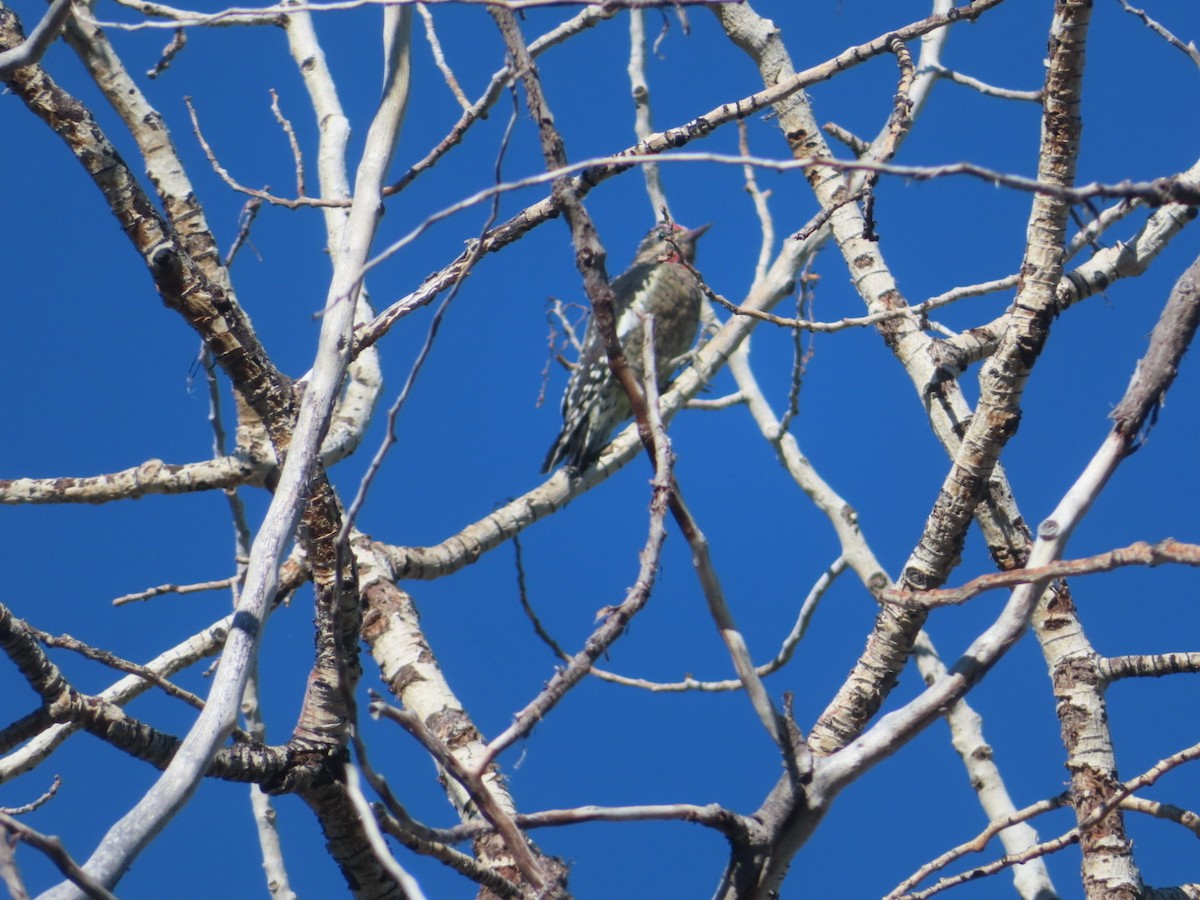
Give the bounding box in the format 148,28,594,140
2,0,1199,898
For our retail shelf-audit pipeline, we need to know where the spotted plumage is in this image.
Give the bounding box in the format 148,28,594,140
542,222,710,473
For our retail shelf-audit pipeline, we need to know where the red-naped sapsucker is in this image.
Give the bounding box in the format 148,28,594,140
542,222,710,473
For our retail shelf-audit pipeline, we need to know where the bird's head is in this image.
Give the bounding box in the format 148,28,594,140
633,221,712,266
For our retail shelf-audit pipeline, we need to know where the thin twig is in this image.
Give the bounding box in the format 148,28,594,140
886,794,1068,899
431,800,748,844
628,9,668,218
0,778,61,816
341,763,430,900
927,63,1041,101
223,196,264,267
0,813,117,900
416,3,470,109
337,87,517,544
881,538,1200,608
1117,0,1200,68
737,120,774,287
895,739,1200,899
371,698,545,891
113,576,239,606
269,88,306,196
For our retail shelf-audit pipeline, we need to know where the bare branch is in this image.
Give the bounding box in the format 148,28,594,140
371,699,546,891
1118,0,1200,68
887,794,1068,900
1120,796,1200,838
269,89,306,197
0,456,263,505
928,63,1042,101
415,3,469,109
0,0,73,79
896,740,1200,899
528,557,847,694
0,779,60,816
628,9,669,218
0,813,116,900
882,539,1200,608
1100,652,1200,681
99,0,735,32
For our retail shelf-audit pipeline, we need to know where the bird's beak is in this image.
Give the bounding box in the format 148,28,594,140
683,222,713,242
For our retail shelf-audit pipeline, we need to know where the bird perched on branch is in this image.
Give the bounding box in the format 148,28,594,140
542,221,710,473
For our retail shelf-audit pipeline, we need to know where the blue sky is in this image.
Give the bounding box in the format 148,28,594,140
3,1,1200,897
